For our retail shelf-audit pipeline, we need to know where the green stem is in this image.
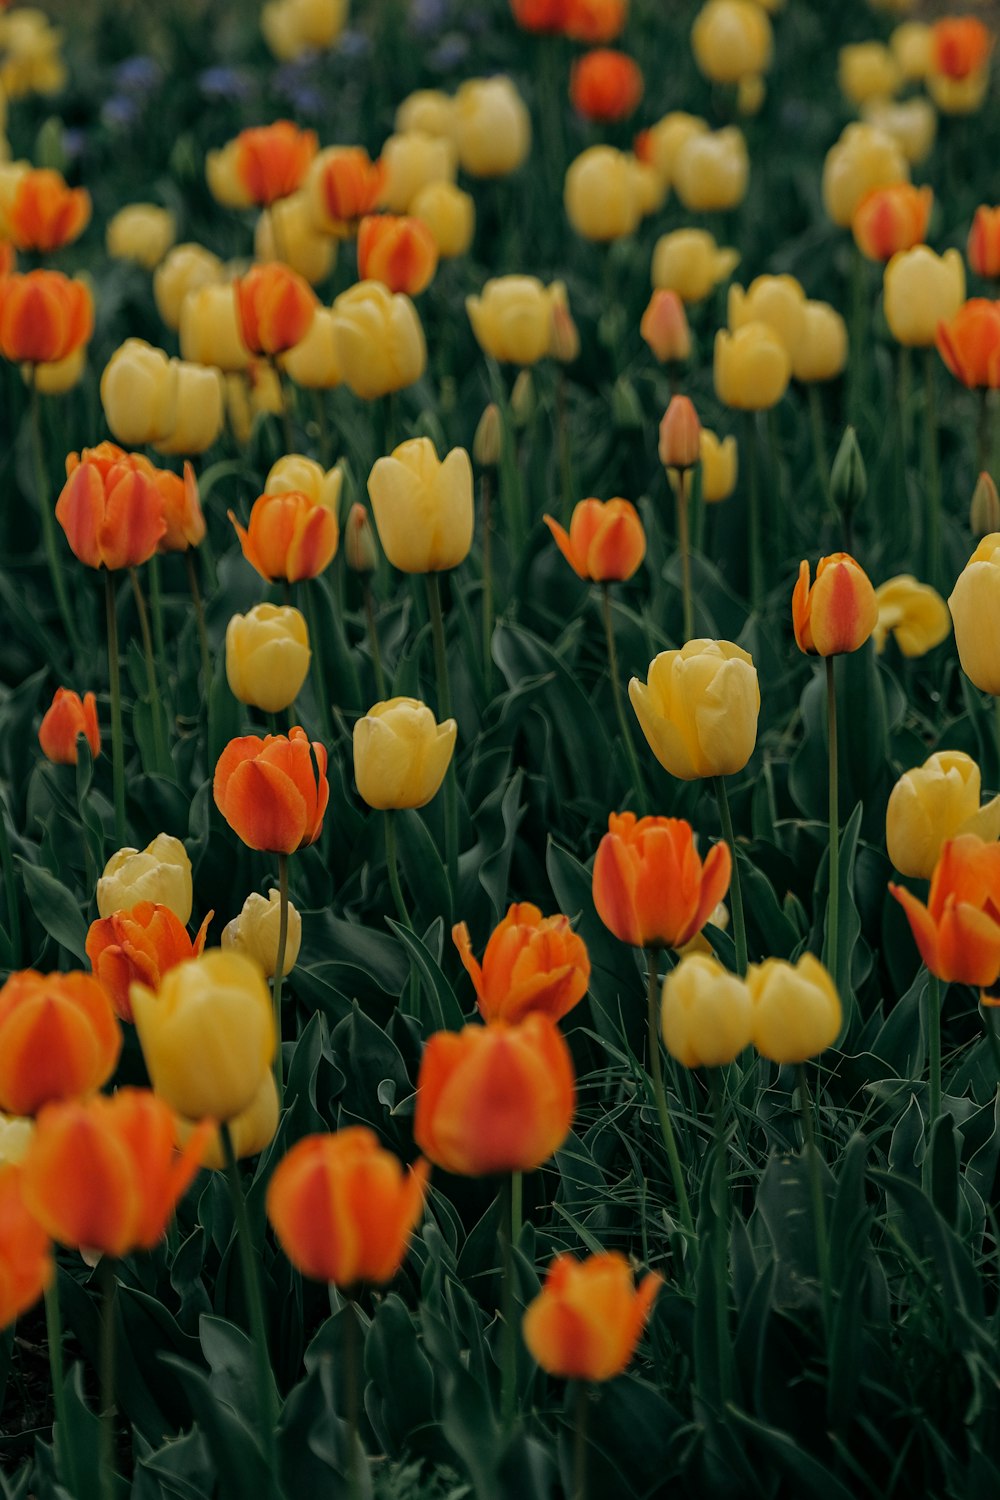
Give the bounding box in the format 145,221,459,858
185,549,212,693
927,970,941,1131
601,584,646,814
511,1170,523,1247
105,572,126,849
363,583,387,700
148,553,167,669
646,949,694,1239
270,356,294,455
301,580,334,741
923,349,941,589
712,776,748,976
384,811,411,927
826,656,842,999
983,1002,1000,1080
272,854,289,1105
499,1173,518,1431
426,573,458,898
797,1062,832,1339
674,472,694,641
808,384,833,518
344,1296,363,1500
45,1277,78,1497
709,1068,731,1404
30,373,80,660
129,567,170,776
848,244,866,432
480,474,494,699
99,1257,117,1500
744,412,763,610
572,1381,589,1500
557,370,574,528
0,792,21,967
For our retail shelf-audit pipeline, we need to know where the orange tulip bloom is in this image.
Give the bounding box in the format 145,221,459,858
968,207,1000,279
86,902,212,1024
266,1127,429,1286
523,1252,661,1381
510,0,568,33
852,184,933,263
564,0,627,44
5,169,91,253
0,1165,52,1330
56,444,166,570
641,290,691,364
229,489,338,582
890,834,1000,986
570,50,644,123
38,688,99,765
544,498,646,582
234,121,318,206
592,811,731,950
234,262,317,357
452,903,591,1024
214,726,329,854
414,1015,575,1176
357,214,438,297
0,270,93,365
22,1089,210,1256
0,970,121,1117
931,18,993,79
0,242,14,277
311,147,386,229
658,394,701,470
792,552,878,655
156,461,206,552
936,299,1000,387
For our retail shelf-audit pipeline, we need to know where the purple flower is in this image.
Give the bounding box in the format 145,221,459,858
114,55,162,94
198,66,256,102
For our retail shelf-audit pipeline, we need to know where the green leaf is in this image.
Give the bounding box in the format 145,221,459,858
18,858,87,961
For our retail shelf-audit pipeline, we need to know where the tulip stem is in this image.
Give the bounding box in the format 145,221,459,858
99,1256,117,1500
44,1276,79,1498
426,574,459,898
646,950,694,1241
480,474,494,699
557,370,574,528
708,1068,732,1404
30,372,80,662
269,356,294,455
926,970,942,1131
808,385,833,518
272,854,289,1104
104,572,127,849
185,549,213,712
344,1295,364,1500
302,580,335,742
0,792,22,968
982,1002,1000,1080
148,553,167,672
363,584,387,700
672,472,694,642
383,811,411,928
129,567,171,777
601,584,646,815
712,777,748,976
511,1169,523,1247
825,657,842,1000
572,1381,589,1500
499,1173,518,1431
744,412,763,611
923,350,942,590
797,1063,832,1342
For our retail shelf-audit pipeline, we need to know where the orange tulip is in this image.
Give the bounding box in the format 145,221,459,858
792,552,878,655
22,1089,210,1256
968,207,1000,279
931,18,992,79
0,242,14,277
5,169,91,253
452,903,591,1024
936,299,1000,387
0,970,121,1117
309,147,386,230
38,688,99,765
640,290,691,364
56,444,166,570
414,1015,575,1176
229,489,339,582
592,811,732,950
234,262,317,357
544,498,646,582
0,1165,52,1329
266,1127,429,1286
890,834,1000,986
564,0,627,44
510,0,568,33
234,120,318,206
156,461,205,551
0,270,93,365
86,902,212,1024
658,394,701,469
852,183,933,262
570,49,644,122
523,1252,661,1381
357,214,438,297
214,726,329,854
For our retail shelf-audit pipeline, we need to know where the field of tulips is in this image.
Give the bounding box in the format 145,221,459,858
3,0,1000,1496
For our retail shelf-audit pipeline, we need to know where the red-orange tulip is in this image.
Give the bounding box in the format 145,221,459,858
5,169,91,253
38,688,99,765
234,262,317,357
453,903,591,1024
890,835,1000,986
357,214,438,296
266,1127,429,1286
852,183,933,262
234,121,318,206
229,489,339,582
570,50,644,123
592,811,731,950
544,498,646,582
214,727,329,854
0,270,93,365
641,290,691,364
22,1089,210,1256
968,207,1000,280
658,394,701,469
86,902,212,1024
931,17,993,79
414,1015,575,1176
523,1252,661,1381
565,0,627,44
310,147,386,228
0,1166,52,1329
792,552,878,655
510,0,568,33
936,299,1000,387
156,461,205,552
56,444,166,570
0,970,121,1117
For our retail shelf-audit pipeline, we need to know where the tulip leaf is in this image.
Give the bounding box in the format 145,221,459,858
727,1407,859,1500
17,856,87,961
386,918,464,1032
161,1356,269,1500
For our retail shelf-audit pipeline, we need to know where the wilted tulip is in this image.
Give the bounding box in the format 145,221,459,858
226,604,311,713
453,904,590,1024
353,697,456,810
214,727,329,854
38,689,99,765
629,640,760,780
523,1253,661,1380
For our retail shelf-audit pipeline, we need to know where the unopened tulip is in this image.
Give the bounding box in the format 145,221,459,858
156,365,226,458
930,17,992,81
153,243,225,331
98,834,192,924
100,339,178,447
968,206,1000,280
691,0,772,85
937,300,1000,388
86,902,210,1023
792,553,878,656
396,89,455,139
652,228,738,304
511,0,567,32
838,42,900,104
822,122,909,228
853,183,932,262
380,131,457,215
230,488,339,583
861,97,936,166
0,1165,52,1328
262,0,348,59
890,834,1000,985
226,604,311,713
592,812,731,949
331,280,426,399
890,21,931,81
950,535,1000,692
747,955,842,1063
306,146,386,234
357,213,438,296
792,301,848,383
254,191,335,286
179,283,251,372
467,276,562,365
453,903,591,1024
453,76,532,178
629,640,760,780
344,502,378,572
523,1252,661,1380
661,953,753,1068
414,1014,575,1176
685,430,738,503
56,445,166,571
659,395,701,470
367,438,473,573
411,181,475,258
971,472,1000,536
570,49,643,122
0,970,121,1117
714,322,791,409
883,246,965,347
564,146,645,242
354,697,456,811
544,498,646,582
0,166,89,252
214,727,329,854
565,0,627,44
673,126,749,212
281,307,341,388
222,890,302,979
873,575,950,656
550,290,581,362
106,203,175,269
38,689,99,765
27,348,86,395
728,274,806,358
635,112,708,188
641,290,690,364
887,751,1000,879
235,262,317,357
0,270,93,365
233,120,317,206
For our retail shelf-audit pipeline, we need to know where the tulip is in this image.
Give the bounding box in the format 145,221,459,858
873,575,950,656
38,688,99,765
890,834,1000,986
396,89,455,139
226,603,310,715
413,1015,575,1176
564,146,645,243
523,1252,661,1380
728,274,806,358
510,0,567,32
467,276,563,365
254,191,335,286
56,445,166,571
179,1072,279,1168
357,213,438,296
453,76,532,178
641,290,691,364
792,301,848,383
330,280,426,399
0,270,93,365
205,140,254,209
262,0,348,58
98,834,192,924
949,534,1000,693
659,395,701,471
26,348,85,395
852,183,933,262
659,952,752,1068
411,180,475,259
890,21,932,82
570,49,643,122
367,438,473,573
155,365,226,458
100,339,178,448
179,283,251,372
106,203,175,268
0,166,90,252
222,890,303,979
267,1127,429,1285
714,322,791,410
153,242,224,331
380,131,457,215
937,300,1000,388
0,1116,33,1168
651,228,738,303
887,751,1000,880
565,0,626,41
635,112,708,187
968,206,1000,280
234,262,317,358
673,126,749,212
306,146,386,234
747,955,842,1063
226,364,285,440
214,727,329,854
792,553,878,656
85,902,210,1024
354,697,456,810
883,246,965,348
629,640,760,781
233,120,317,206
930,17,992,80
685,431,736,506
691,0,772,84
230,488,339,583
971,472,1000,536
838,42,900,104
592,811,731,950
281,307,341,388
543,498,646,582
822,122,909,228
453,903,591,1024
0,970,121,1117
861,97,936,166
0,1165,52,1328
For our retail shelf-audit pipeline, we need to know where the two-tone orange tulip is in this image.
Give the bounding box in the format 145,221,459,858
229,488,339,582
86,902,211,1023
234,262,317,357
658,394,701,469
414,1015,575,1176
0,970,121,1117
792,553,878,655
357,214,438,297
0,270,93,365
890,834,1000,986
234,121,318,205
936,299,1000,387
852,183,933,262
56,444,166,570
931,17,992,79
968,207,1000,280
523,1252,661,1381
214,727,329,854
592,812,731,950
156,462,205,552
3,169,90,253
544,498,646,582
452,903,591,1024
570,49,644,123
510,0,568,34
0,1166,52,1329
267,1127,429,1286
38,688,99,765
308,147,386,233
640,290,691,364
565,0,627,44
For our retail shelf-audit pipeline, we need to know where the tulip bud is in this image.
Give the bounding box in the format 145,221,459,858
38,689,99,765
523,1253,661,1382
661,953,753,1069
830,426,866,521
971,472,1000,535
544,498,646,583
473,403,502,468
658,394,701,470
949,535,1000,693
222,890,302,979
549,294,581,364
792,553,879,656
510,370,536,428
640,289,691,364
344,502,378,572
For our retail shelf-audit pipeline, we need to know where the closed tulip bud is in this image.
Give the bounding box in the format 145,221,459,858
106,203,175,269
510,369,536,425
254,191,335,286
473,403,503,468
230,489,339,583
883,246,965,348
38,689,99,765
634,111,708,187
344,502,378,572
570,49,644,123
564,0,628,44
747,955,842,1063
281,306,341,389
396,89,455,139
792,301,848,383
0,165,90,252
728,274,807,358
950,535,1000,693
0,1165,52,1328
262,0,348,59
56,444,166,571
357,213,437,296
153,243,225,331
968,206,1000,280
792,553,878,656
873,575,950,657
267,1127,428,1285
659,395,701,470
830,426,866,518
931,17,992,82
838,42,900,105
684,430,738,504
453,903,591,1024
549,286,580,363
593,811,732,949
0,270,93,365
853,183,932,262
206,140,254,209
629,640,760,780
890,21,931,81
367,437,473,573
98,834,192,924
155,364,225,458
214,727,329,854
233,120,317,206
737,73,765,115
544,497,646,582
652,228,739,304
641,290,691,363
523,1253,661,1381
180,1072,279,1168
354,697,456,810
673,126,749,213
331,280,426,399
691,0,772,84
380,131,457,214
861,97,937,166
100,338,178,447
890,834,1000,985
565,146,644,242
411,180,475,259
222,889,302,979
887,751,1000,879
714,322,791,410
180,283,251,372
306,146,386,235
937,300,1000,388
467,276,563,365
453,76,532,178
661,953,753,1068
611,375,644,429
822,122,909,228
414,1014,575,1175
226,604,311,713
971,472,1000,535
0,971,121,1116
86,902,211,1024
235,262,317,358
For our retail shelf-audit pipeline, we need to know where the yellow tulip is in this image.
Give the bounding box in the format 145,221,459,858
206,139,254,209
0,1113,33,1166
792,300,848,383
395,89,455,139
226,603,311,714
100,339,178,447
225,365,285,444
691,0,773,84
153,242,225,331
886,750,1000,879
890,21,932,81
629,640,760,780
651,228,739,304
156,362,226,457
467,275,562,365
728,273,807,358
380,130,457,213
661,954,753,1069
637,112,708,187
949,535,1000,694
330,280,426,399
106,203,176,269
883,245,966,349
411,180,475,258
281,306,341,388
254,190,336,286
861,97,936,165
354,697,457,810
928,68,990,116
222,890,303,979
873,575,950,657
261,0,348,59
266,453,343,515
367,437,473,573
180,283,251,372
673,126,749,212
27,347,85,395
714,322,791,409
747,955,842,1063
822,121,908,227
178,1072,280,1169
97,834,193,924
564,145,644,243
684,429,738,503
453,76,531,178
838,42,900,105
